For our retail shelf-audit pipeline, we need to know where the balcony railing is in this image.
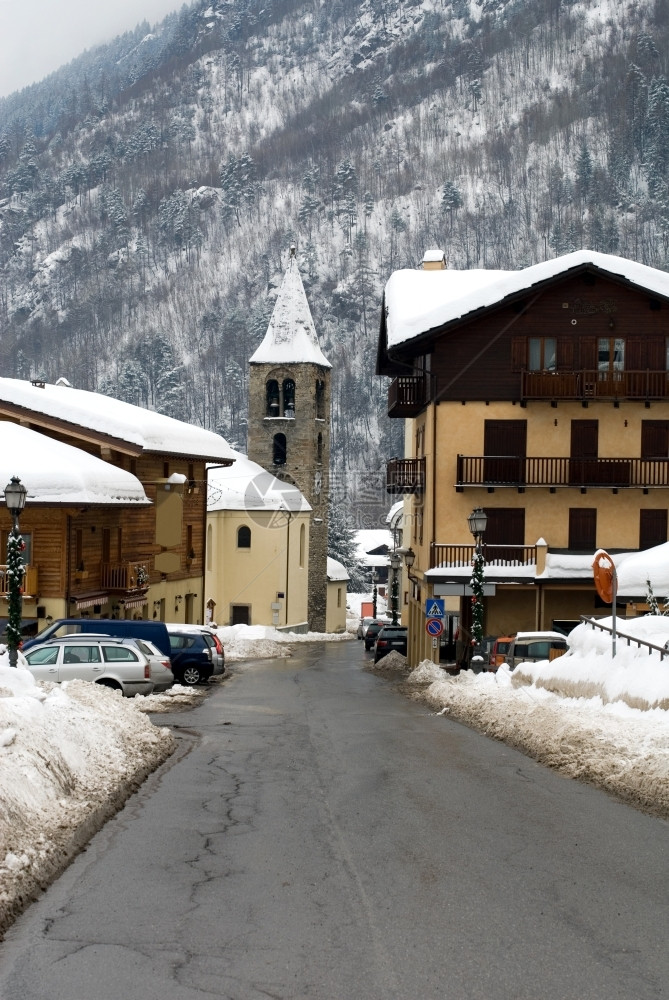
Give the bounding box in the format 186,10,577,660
430,543,537,570
0,565,38,597
457,455,669,489
100,561,151,592
386,457,426,494
388,374,433,417
521,369,669,401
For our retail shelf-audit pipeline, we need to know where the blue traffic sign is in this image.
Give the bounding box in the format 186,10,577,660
426,617,444,637
425,599,445,618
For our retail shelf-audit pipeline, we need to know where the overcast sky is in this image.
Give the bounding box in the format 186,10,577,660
0,0,183,98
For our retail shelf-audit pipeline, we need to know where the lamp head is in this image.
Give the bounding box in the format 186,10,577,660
467,506,487,538
4,476,27,517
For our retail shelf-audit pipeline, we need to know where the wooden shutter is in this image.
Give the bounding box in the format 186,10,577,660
484,507,525,562
556,337,574,371
511,337,527,371
639,509,668,550
484,420,527,484
569,508,597,551
579,337,598,369
641,421,669,458
626,336,646,370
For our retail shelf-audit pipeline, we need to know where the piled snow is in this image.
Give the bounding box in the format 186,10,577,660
213,623,353,661
369,650,409,674
0,649,176,936
404,616,669,816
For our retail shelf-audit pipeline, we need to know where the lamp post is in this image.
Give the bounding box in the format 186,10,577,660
372,569,378,618
389,550,402,625
467,506,487,646
4,476,28,668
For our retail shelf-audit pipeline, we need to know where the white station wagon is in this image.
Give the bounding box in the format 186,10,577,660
23,636,154,697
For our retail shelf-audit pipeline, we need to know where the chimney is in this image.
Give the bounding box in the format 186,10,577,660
422,248,447,270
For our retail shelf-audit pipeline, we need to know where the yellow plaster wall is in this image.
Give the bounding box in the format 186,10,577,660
325,580,348,633
205,509,310,627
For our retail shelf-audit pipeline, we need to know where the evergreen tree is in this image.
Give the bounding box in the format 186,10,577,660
328,491,367,591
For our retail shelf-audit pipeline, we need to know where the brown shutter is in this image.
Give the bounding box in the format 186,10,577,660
556,337,574,371
646,337,665,370
511,337,527,371
640,509,668,550
626,336,646,370
569,508,597,550
641,421,669,458
579,337,598,369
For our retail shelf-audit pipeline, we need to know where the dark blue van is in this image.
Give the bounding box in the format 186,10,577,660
22,619,172,660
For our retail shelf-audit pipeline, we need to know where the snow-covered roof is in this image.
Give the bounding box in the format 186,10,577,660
207,451,311,512
0,378,236,461
384,250,669,350
354,528,393,567
249,253,331,368
0,422,150,506
327,556,350,582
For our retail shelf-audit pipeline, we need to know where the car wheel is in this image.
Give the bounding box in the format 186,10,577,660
181,663,203,686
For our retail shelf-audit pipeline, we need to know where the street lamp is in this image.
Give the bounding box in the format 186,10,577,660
4,476,28,668
467,507,487,645
389,550,402,625
372,569,378,618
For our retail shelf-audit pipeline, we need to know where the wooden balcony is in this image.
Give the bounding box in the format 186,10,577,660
100,561,151,593
457,455,669,489
521,369,669,401
430,543,537,570
386,457,426,494
388,374,432,417
0,564,39,597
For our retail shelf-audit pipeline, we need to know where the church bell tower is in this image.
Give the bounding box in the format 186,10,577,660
247,247,331,632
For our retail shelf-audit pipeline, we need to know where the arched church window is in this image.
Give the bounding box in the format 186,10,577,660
237,525,251,548
299,523,305,567
316,379,325,419
273,433,287,466
283,379,295,417
266,380,280,417
317,432,323,464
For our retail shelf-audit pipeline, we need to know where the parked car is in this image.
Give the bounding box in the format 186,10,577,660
364,618,392,651
489,635,514,671
23,636,154,697
121,637,174,692
504,631,568,669
373,625,408,662
22,619,172,660
357,616,375,640
167,629,216,685
166,624,225,678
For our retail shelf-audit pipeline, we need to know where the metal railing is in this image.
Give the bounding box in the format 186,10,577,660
580,615,669,661
388,374,433,416
430,543,537,570
386,457,426,493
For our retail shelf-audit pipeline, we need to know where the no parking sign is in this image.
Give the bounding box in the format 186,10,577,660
425,617,444,637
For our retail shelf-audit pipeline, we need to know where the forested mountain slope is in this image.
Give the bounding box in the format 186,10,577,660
1,0,669,515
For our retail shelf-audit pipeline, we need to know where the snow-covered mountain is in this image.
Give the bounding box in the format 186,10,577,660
1,0,668,517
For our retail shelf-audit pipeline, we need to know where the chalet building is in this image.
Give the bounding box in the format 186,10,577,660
0,378,235,633
376,249,669,666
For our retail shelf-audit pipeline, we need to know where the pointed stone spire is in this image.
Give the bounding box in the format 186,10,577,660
249,247,331,368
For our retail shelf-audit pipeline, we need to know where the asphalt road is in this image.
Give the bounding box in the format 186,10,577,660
0,640,666,1000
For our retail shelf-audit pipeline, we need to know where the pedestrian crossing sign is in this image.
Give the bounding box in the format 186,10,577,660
425,599,445,618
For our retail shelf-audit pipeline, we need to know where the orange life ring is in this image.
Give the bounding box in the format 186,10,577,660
592,550,616,603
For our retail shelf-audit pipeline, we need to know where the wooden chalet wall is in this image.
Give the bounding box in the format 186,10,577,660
422,272,669,401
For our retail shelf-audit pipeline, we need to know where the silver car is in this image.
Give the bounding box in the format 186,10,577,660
23,637,154,697
120,637,174,692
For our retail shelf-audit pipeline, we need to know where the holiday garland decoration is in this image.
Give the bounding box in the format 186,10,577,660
470,548,485,644
6,529,25,653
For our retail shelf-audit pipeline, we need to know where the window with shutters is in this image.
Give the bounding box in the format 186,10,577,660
528,338,556,371
639,509,668,550
568,508,597,551
483,507,525,561
484,420,527,484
